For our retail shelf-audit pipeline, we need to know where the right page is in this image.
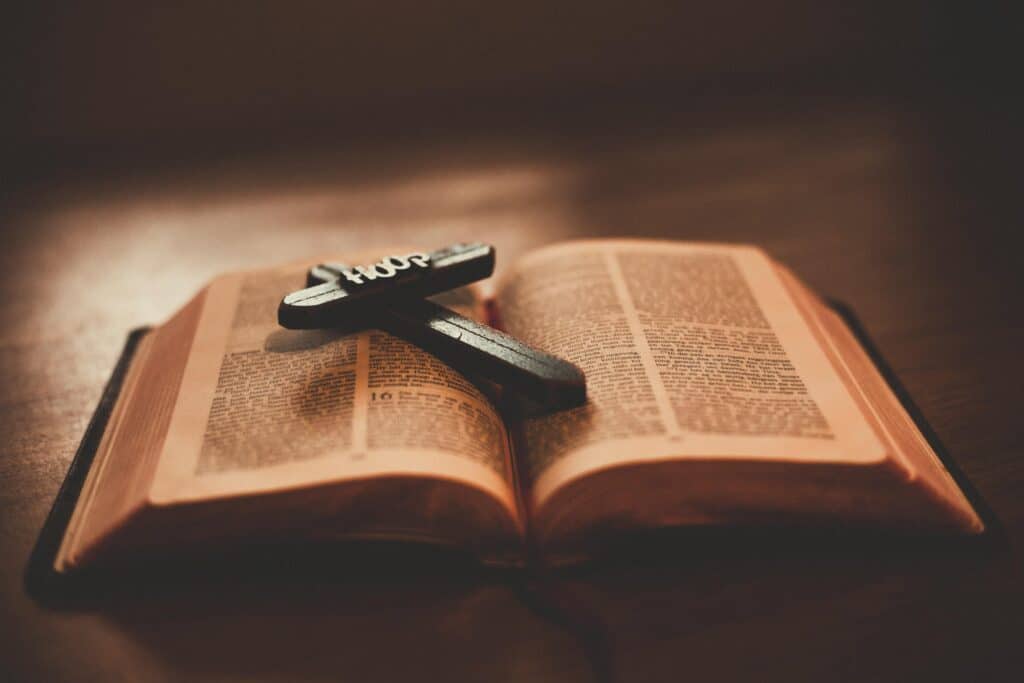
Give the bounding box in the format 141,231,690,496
495,240,981,546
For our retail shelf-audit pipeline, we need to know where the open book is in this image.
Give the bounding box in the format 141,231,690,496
53,240,983,572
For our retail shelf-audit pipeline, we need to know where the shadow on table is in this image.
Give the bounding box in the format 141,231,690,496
24,527,1019,683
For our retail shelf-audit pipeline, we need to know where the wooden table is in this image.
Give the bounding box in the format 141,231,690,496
3,97,1022,682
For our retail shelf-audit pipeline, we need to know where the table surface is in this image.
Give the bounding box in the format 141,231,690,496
2,97,1022,682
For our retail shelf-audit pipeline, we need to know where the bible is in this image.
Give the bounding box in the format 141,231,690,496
47,239,984,573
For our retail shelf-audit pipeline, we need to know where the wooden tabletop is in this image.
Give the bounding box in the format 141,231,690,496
2,97,1022,682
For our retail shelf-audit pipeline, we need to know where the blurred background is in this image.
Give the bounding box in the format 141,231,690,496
3,1,1020,324
3,2,1016,190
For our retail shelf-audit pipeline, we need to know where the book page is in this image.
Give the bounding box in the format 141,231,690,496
149,257,517,523
495,240,886,507
63,290,208,567
56,331,157,571
774,265,982,531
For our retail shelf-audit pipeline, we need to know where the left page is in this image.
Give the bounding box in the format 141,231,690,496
151,258,517,511
68,256,520,567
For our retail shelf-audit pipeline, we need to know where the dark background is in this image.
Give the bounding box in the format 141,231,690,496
3,2,1018,188
2,2,1022,681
